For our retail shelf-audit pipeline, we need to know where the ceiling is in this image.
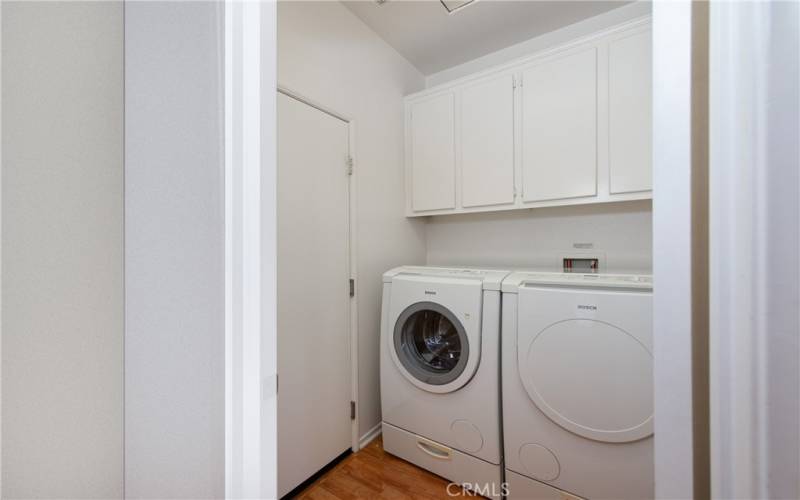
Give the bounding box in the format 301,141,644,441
342,0,632,75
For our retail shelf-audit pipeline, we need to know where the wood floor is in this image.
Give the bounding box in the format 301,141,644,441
292,436,463,499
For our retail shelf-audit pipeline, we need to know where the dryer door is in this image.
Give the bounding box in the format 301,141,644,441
517,285,653,443
393,302,470,386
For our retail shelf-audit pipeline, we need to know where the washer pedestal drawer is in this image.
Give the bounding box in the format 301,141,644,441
382,422,503,499
505,470,584,500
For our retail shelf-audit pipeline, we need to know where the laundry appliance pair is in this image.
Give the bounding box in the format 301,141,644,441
380,266,653,499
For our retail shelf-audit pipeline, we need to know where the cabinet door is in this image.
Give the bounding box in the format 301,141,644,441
460,74,515,208
521,48,597,203
609,29,652,194
409,93,456,212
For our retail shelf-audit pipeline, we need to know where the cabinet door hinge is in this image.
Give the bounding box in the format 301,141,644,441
346,156,354,176
349,278,355,297
350,401,356,420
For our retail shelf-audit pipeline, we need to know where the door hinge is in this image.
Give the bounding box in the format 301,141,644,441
512,75,517,89
346,156,354,176
350,401,356,420
349,278,355,297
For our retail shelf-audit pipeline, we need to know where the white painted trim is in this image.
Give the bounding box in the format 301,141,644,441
275,87,362,454
347,120,361,454
359,423,382,450
0,0,4,491
225,1,277,498
224,1,237,495
652,2,706,498
224,3,234,497
277,86,352,123
708,5,762,496
260,3,278,497
709,1,800,498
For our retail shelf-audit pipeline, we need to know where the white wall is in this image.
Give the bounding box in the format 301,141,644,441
124,2,225,498
1,2,123,498
277,1,427,440
426,200,652,273
427,1,651,87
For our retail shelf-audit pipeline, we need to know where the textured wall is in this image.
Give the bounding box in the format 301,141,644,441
124,2,225,498
1,2,124,497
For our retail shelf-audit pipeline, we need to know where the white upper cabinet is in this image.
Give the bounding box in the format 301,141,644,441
409,92,456,212
460,74,515,208
404,18,652,217
608,28,652,194
520,47,598,203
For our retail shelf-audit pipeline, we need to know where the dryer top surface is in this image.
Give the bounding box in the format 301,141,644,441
383,266,510,291
502,271,652,293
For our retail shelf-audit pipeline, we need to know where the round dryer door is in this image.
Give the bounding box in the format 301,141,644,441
393,302,470,388
519,319,653,443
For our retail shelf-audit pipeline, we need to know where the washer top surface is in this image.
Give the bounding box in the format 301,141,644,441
502,271,653,293
383,266,510,291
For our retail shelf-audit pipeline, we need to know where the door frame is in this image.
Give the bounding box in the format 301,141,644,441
275,86,361,455
652,2,710,498
708,1,800,498
224,2,275,498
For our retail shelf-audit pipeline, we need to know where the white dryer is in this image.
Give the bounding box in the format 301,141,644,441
381,266,509,498
501,272,654,500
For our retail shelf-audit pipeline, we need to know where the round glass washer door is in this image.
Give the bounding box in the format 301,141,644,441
393,301,469,387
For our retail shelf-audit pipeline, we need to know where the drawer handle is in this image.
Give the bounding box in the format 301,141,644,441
416,439,452,460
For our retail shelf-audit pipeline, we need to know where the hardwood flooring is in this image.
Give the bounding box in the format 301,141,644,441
292,436,467,499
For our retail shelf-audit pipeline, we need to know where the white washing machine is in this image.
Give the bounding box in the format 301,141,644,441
381,266,509,498
501,272,654,500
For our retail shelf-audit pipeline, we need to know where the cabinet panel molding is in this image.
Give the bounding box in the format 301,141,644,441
409,93,456,212
460,74,515,208
520,47,598,203
608,28,653,194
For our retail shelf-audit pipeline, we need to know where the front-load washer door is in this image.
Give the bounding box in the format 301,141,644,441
517,285,653,443
389,275,483,394
394,301,469,386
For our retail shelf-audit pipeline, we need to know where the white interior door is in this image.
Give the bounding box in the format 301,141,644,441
277,91,352,497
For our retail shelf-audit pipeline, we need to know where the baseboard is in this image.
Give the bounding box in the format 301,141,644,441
359,422,382,449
